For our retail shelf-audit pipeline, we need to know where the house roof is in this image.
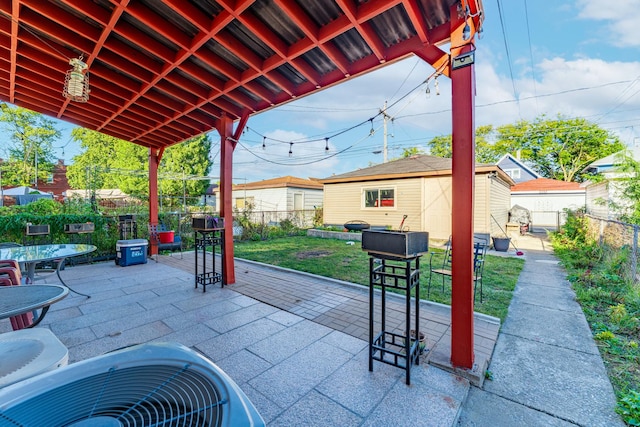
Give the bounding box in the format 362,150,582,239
2,186,50,195
230,176,323,191
0,1,482,151
319,154,513,184
511,178,584,193
584,146,640,172
496,153,541,178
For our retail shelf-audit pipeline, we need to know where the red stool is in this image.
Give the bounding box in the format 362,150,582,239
0,266,34,330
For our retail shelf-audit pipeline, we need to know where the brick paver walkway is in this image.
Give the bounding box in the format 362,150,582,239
160,250,501,378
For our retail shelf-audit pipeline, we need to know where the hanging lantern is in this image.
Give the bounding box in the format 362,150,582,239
63,57,89,102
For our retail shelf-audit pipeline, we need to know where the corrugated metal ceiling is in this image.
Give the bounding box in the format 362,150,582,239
0,0,481,150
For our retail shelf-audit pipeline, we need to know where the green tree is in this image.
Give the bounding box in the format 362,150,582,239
67,129,213,201
66,128,120,190
426,125,497,164
398,147,425,158
0,104,60,187
426,116,623,182
157,135,212,205
517,115,623,182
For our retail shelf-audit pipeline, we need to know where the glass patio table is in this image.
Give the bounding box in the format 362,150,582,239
0,284,69,328
0,244,96,297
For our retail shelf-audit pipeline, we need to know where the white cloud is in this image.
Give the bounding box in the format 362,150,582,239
578,0,640,47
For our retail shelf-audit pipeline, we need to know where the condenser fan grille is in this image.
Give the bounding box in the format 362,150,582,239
2,365,222,426
0,343,265,427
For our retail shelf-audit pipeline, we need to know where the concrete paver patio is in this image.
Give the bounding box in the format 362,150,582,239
0,253,499,426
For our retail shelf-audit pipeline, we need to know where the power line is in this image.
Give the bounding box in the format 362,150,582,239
496,0,519,105
523,0,539,115
394,80,638,120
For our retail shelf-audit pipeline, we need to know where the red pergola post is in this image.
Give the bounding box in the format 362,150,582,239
148,147,161,256
450,43,476,369
218,115,236,284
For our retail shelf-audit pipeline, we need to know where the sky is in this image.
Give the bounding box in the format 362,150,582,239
30,0,640,183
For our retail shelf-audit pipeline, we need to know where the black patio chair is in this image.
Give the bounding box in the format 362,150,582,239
428,237,487,303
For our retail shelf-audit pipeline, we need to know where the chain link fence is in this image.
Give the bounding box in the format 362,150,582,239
584,214,640,283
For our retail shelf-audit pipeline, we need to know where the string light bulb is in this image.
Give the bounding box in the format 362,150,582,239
369,119,375,136
262,136,266,150
289,142,293,157
434,77,440,96
425,84,431,98
462,22,471,41
325,138,330,152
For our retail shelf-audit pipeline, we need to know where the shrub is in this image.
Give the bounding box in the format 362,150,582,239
617,389,640,426
552,210,640,419
595,330,616,341
609,304,628,325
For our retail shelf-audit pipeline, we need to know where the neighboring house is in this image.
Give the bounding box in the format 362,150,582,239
319,155,514,241
582,146,640,220
510,178,586,230
202,183,218,208
0,159,69,204
214,176,323,226
496,153,541,184
36,159,71,202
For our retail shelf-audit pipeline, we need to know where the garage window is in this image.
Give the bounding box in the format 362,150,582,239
364,188,395,208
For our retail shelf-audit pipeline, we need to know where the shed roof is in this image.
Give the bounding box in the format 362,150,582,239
231,175,322,191
511,178,584,193
319,154,512,184
584,146,640,173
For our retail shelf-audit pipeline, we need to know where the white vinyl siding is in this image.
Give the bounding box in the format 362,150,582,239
232,188,322,211
324,172,511,241
488,176,511,236
586,181,609,219
323,179,422,231
293,192,303,210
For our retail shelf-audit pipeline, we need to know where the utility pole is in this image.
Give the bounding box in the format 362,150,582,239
34,150,38,189
382,101,389,163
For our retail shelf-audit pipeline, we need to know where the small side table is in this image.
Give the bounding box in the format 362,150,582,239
194,227,224,292
368,254,421,385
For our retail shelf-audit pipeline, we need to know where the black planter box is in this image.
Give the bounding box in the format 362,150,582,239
25,224,50,236
64,223,95,233
192,216,223,230
362,230,429,259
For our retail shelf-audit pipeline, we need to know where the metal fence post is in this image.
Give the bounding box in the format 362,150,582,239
633,225,638,282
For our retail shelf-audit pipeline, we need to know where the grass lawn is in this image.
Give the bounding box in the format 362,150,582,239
233,235,524,322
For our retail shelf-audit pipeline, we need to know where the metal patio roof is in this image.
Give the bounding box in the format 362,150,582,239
0,0,482,150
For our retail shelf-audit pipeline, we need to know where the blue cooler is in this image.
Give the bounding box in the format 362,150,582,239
115,239,148,266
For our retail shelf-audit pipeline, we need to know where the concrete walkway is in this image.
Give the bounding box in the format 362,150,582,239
458,235,624,426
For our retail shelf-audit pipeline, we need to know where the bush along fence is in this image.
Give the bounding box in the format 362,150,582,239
0,209,315,261
585,214,640,283
0,213,119,261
